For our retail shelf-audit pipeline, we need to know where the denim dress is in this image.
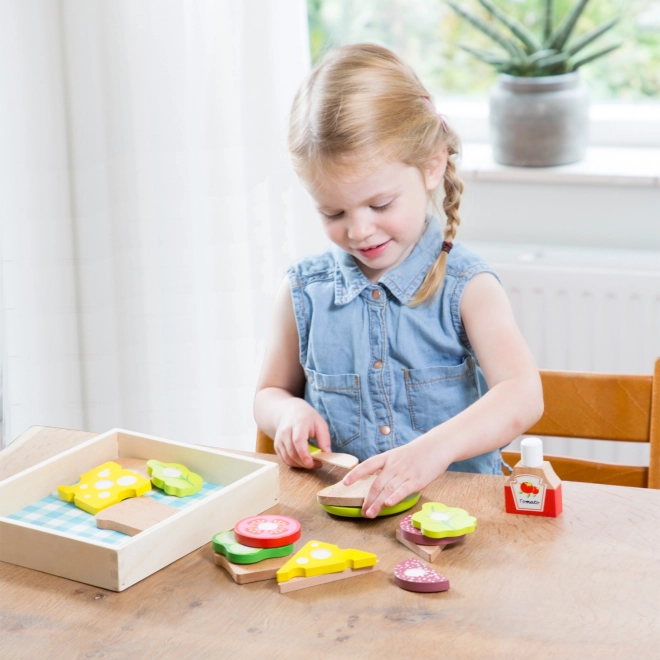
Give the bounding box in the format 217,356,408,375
286,219,503,475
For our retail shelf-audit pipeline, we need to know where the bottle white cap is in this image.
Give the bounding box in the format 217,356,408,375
520,437,543,467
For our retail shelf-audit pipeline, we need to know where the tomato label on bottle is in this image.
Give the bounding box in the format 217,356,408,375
509,474,546,511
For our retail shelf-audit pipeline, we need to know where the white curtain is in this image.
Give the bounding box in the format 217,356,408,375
0,0,325,449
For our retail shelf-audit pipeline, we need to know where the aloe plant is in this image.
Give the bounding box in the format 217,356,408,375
446,0,622,77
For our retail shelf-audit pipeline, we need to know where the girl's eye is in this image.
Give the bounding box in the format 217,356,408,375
371,202,392,212
323,211,344,220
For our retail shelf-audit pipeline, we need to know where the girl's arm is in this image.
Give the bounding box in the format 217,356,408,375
344,272,544,517
253,278,332,468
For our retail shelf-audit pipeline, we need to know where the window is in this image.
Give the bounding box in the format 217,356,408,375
308,0,660,146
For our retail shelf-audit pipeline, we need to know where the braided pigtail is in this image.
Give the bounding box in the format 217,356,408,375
409,149,464,306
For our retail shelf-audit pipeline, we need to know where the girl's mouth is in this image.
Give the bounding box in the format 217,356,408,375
358,240,391,259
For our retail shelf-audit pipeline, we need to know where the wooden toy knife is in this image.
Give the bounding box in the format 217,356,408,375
308,443,359,469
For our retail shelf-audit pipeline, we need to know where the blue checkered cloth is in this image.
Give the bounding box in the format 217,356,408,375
7,482,223,547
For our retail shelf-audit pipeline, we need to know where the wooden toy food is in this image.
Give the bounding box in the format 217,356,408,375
395,514,465,562
276,540,378,593
308,444,359,469
319,493,420,518
146,460,203,497
58,461,151,515
411,502,477,538
212,530,294,564
318,475,420,517
95,496,176,536
394,558,450,593
317,474,377,507
276,540,377,582
399,514,465,546
233,515,301,548
214,552,291,585
395,529,442,563
114,457,151,480
504,437,563,517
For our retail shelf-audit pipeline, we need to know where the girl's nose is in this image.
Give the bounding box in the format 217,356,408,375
347,213,374,242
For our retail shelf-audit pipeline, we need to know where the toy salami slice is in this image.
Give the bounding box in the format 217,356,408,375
233,515,301,548
394,558,450,593
399,514,465,546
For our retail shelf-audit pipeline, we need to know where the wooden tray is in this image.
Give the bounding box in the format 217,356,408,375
0,429,278,591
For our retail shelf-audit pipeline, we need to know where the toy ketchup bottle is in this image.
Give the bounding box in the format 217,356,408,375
504,437,562,517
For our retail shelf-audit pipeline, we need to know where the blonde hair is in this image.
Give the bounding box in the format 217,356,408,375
288,43,464,306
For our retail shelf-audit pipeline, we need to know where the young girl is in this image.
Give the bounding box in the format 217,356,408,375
254,43,543,518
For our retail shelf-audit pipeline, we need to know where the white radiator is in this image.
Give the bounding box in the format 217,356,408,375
466,242,660,466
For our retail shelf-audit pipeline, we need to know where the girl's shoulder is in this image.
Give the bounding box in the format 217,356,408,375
445,243,498,282
287,248,337,287
442,244,501,354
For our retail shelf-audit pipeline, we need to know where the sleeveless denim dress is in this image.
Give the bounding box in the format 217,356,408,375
286,218,503,474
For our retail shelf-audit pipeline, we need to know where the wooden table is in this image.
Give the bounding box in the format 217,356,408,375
1,427,659,659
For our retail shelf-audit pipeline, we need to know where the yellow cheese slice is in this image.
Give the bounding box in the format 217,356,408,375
276,540,377,583
58,461,151,515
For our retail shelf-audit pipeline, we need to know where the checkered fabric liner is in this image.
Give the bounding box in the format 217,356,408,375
6,482,223,547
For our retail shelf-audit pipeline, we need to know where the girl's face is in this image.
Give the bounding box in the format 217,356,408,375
310,156,446,283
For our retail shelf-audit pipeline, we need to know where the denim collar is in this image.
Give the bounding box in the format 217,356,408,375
334,217,441,305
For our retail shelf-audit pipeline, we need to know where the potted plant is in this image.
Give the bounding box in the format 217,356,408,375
446,0,622,166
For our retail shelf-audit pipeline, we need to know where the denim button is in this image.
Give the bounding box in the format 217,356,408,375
373,360,383,369
372,290,381,300
380,425,391,435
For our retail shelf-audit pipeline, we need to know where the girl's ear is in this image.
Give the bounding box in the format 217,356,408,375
424,147,448,191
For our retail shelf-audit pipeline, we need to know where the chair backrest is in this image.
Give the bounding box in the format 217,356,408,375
256,429,275,455
502,358,660,488
256,359,660,488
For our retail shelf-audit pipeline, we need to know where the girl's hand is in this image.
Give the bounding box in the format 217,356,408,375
342,434,449,518
274,398,332,469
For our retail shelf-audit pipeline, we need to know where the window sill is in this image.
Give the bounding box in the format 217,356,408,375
463,240,660,271
458,142,660,188
442,99,660,149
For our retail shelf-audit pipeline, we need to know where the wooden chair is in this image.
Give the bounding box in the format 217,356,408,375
256,429,275,455
257,358,660,489
502,358,660,489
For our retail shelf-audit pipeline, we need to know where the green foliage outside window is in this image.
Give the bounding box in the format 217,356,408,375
307,0,660,100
